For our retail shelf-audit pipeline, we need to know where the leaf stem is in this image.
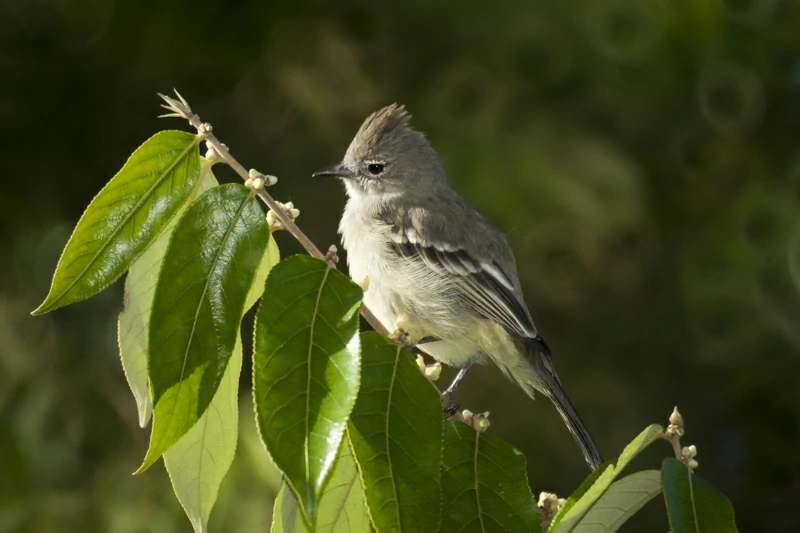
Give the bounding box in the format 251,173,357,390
687,464,700,533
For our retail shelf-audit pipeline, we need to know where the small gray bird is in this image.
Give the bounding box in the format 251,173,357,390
314,104,603,470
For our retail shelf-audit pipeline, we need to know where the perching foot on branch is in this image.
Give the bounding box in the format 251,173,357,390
443,392,461,419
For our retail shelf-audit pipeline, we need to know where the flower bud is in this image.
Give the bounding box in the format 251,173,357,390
473,413,491,433
424,362,442,381
266,210,283,231
538,492,559,512
682,445,697,458
355,276,370,292
669,406,684,428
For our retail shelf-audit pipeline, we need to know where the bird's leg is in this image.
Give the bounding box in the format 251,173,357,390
443,356,477,418
444,357,477,395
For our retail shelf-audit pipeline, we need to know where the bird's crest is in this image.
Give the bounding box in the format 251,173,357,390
353,103,412,149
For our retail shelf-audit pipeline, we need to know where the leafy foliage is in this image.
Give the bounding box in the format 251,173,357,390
347,332,444,533
441,420,540,533
33,127,741,533
570,470,661,533
662,458,738,533
118,164,219,428
140,184,270,471
549,463,616,532
163,336,242,533
253,255,363,524
162,230,279,533
613,425,665,474
34,131,203,314
550,424,665,532
272,437,371,533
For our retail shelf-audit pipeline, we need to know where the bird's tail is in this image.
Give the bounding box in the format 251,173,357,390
517,337,604,471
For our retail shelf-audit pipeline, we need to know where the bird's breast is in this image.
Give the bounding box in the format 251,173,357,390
339,204,399,328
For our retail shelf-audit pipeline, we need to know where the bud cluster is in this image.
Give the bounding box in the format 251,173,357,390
461,409,491,433
267,201,300,231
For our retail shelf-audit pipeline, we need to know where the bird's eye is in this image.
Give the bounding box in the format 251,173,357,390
367,163,385,175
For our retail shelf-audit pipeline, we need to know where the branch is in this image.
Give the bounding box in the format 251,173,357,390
159,91,389,337
158,91,465,422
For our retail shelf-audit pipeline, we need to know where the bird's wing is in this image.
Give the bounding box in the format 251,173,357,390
386,221,539,339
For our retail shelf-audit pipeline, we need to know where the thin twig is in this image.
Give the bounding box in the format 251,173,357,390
158,92,391,336
158,91,462,421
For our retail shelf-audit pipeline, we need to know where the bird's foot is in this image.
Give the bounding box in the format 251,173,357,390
443,392,460,419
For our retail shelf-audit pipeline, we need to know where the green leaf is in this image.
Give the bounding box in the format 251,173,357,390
161,229,279,533
245,234,280,311
34,130,203,314
253,255,363,524
272,436,371,533
551,424,666,532
549,462,615,533
613,424,664,475
661,458,738,533
163,335,242,533
272,483,302,533
571,470,661,533
118,165,218,428
440,419,540,533
347,333,443,533
138,184,270,472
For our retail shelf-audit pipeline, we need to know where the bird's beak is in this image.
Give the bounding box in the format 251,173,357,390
312,163,357,179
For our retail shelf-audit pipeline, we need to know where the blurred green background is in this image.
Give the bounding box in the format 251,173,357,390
2,0,799,531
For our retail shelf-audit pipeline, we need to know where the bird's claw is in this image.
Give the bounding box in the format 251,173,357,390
443,392,460,419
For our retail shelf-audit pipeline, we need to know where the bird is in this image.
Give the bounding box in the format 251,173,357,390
313,104,603,470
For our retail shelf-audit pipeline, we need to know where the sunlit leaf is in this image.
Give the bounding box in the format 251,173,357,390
551,424,666,532
138,184,270,472
549,463,615,533
272,436,370,533
34,131,202,314
613,424,663,474
118,166,218,428
348,333,443,533
161,230,279,533
571,470,661,533
163,336,242,533
244,235,280,312
253,255,362,524
440,419,540,533
662,458,738,533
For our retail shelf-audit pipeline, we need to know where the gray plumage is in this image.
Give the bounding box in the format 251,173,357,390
315,104,603,470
